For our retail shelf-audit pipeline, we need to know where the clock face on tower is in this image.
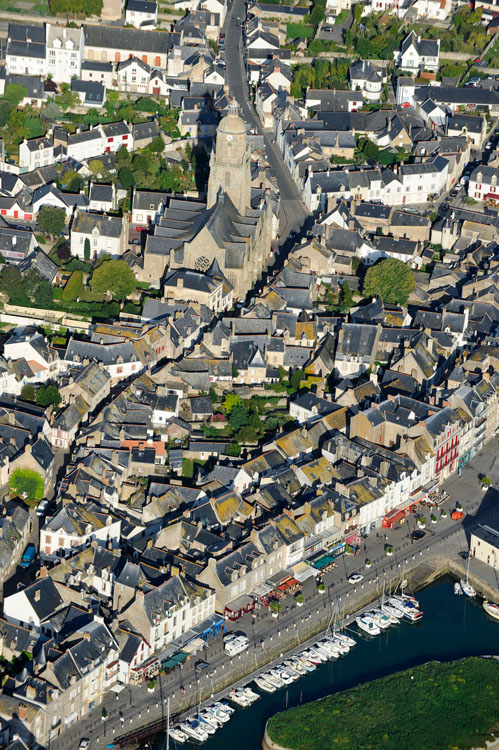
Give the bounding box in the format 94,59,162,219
195,255,210,271
226,135,233,141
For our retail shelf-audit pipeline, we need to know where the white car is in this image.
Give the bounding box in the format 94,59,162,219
348,574,364,584
79,741,91,750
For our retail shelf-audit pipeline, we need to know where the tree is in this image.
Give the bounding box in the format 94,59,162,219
37,206,66,237
0,265,24,299
338,281,353,311
225,443,241,457
4,84,28,108
362,258,415,305
90,259,136,299
290,368,305,390
223,393,241,414
36,385,61,408
228,403,249,432
150,135,165,153
118,166,135,190
84,238,91,261
0,99,13,127
20,384,36,402
88,159,105,177
116,145,130,167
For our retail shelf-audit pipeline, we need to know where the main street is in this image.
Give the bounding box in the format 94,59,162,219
224,0,308,241
52,435,499,750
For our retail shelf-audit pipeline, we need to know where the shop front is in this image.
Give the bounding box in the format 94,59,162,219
224,593,255,621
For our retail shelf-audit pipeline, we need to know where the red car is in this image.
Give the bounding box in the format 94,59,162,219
135,225,148,232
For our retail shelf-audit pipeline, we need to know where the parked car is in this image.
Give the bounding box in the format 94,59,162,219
135,225,148,232
195,660,210,673
451,510,465,520
79,741,91,750
458,550,470,560
36,499,49,517
348,573,364,584
411,529,426,540
20,543,36,568
450,189,458,198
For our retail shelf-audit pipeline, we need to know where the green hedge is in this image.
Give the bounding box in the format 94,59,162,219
61,270,84,301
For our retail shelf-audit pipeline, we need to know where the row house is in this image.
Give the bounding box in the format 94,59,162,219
6,23,84,83
123,573,216,652
18,137,54,174
40,503,121,561
468,166,499,203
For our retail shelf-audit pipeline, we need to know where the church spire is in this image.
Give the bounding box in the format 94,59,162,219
207,99,251,214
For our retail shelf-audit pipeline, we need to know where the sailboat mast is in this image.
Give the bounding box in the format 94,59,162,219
166,696,170,750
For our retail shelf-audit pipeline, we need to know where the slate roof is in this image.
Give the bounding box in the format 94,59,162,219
72,211,123,238
84,24,177,53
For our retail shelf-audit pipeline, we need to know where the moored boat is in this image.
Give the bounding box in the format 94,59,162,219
180,719,209,742
254,675,276,693
169,727,187,744
483,600,499,621
460,578,476,598
356,614,381,636
367,610,391,629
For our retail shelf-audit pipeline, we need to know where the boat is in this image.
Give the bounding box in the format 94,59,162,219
403,606,423,622
213,701,234,716
179,719,209,742
254,675,276,693
296,656,316,672
241,687,260,703
197,713,218,733
372,607,398,625
169,727,187,744
273,667,295,684
314,643,334,660
381,603,404,620
355,615,381,636
392,593,420,608
317,639,340,658
205,705,230,723
328,635,350,654
334,631,357,648
284,658,306,675
228,689,251,707
306,647,326,663
368,610,392,629
460,579,476,597
277,664,300,681
264,670,284,688
483,600,499,621
199,709,222,729
454,582,464,595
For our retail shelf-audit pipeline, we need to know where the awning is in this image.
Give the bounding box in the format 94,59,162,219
110,684,125,694
183,637,205,654
484,192,499,200
266,569,294,587
345,531,359,544
161,651,188,669
225,594,254,613
277,577,299,592
251,582,274,600
292,561,319,582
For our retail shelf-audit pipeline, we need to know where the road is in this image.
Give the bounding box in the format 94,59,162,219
51,434,499,750
224,0,308,240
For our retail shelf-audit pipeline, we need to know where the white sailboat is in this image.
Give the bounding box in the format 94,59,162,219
460,553,476,598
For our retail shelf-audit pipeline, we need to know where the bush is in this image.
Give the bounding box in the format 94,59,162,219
225,443,241,457
295,593,305,604
363,258,415,305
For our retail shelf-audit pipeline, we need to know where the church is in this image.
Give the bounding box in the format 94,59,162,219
140,102,276,300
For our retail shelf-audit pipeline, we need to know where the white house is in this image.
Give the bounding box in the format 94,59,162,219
468,165,499,203
4,330,59,376
40,504,121,560
101,121,134,154
116,57,152,94
46,25,84,83
66,128,104,162
3,578,64,632
125,0,158,28
5,23,46,78
81,60,114,88
349,60,386,102
70,209,127,260
394,32,440,73
18,136,54,173
131,189,169,225
325,0,352,20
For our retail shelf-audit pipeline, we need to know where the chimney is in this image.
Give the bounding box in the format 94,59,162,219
18,705,27,721
111,450,119,467
39,566,48,578
83,630,90,640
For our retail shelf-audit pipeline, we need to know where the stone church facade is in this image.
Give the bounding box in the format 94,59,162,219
140,102,275,300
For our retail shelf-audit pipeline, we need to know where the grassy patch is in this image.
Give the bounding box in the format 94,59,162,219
267,657,499,750
10,469,44,502
182,457,193,478
286,22,314,38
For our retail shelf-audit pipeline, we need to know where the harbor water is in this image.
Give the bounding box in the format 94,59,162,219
155,576,499,750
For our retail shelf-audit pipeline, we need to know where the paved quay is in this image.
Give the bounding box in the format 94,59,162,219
50,437,499,750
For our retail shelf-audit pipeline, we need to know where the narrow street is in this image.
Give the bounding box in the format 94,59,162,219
224,0,309,240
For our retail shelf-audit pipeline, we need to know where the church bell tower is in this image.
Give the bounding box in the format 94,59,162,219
207,100,251,214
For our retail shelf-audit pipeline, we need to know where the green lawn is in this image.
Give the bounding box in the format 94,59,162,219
267,658,499,750
286,22,314,39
